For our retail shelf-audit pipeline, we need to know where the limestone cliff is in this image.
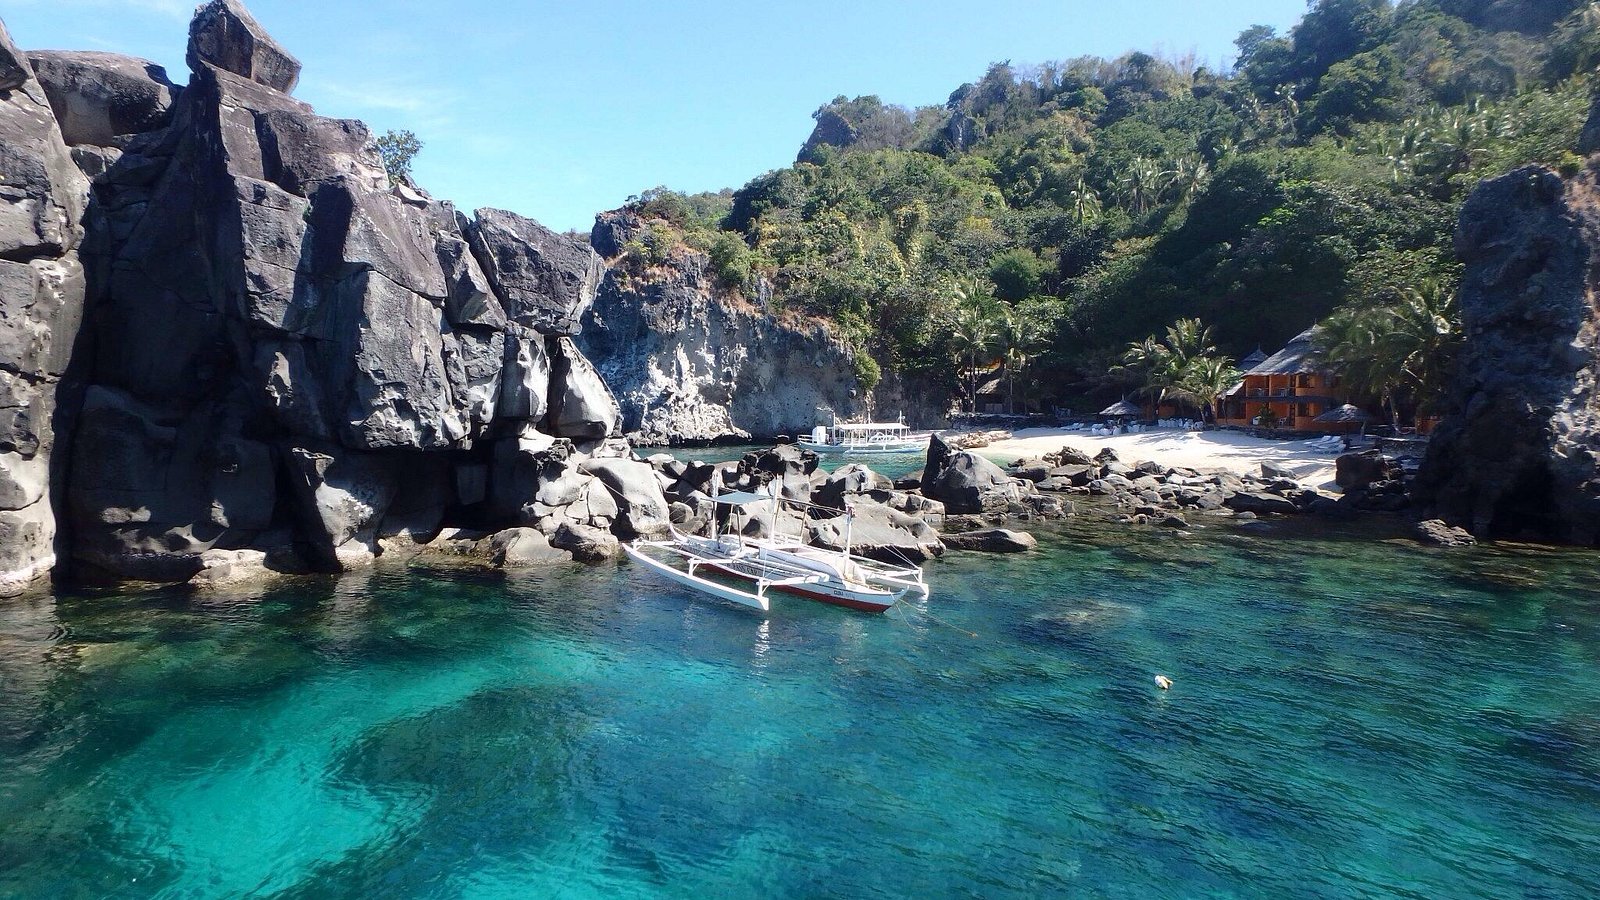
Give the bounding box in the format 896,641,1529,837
0,23,90,595
1414,158,1600,543
0,0,644,587
579,211,871,444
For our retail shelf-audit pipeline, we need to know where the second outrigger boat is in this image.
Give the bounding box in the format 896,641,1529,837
796,410,929,455
623,490,930,613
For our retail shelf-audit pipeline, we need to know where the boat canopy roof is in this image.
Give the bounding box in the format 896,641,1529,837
832,422,910,431
713,490,777,506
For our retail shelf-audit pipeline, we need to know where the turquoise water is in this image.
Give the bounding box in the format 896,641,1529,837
3,516,1600,898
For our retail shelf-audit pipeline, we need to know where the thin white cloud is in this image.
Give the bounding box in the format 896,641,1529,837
298,76,460,133
12,0,191,19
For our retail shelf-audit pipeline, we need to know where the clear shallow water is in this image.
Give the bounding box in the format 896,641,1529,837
2,518,1599,898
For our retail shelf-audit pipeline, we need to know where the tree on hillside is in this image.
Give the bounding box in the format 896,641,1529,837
376,129,422,181
1119,318,1236,419
1315,277,1462,425
948,279,1000,412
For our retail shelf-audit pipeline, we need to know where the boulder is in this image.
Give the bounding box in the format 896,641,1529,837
813,463,892,508
1050,445,1093,466
1336,451,1401,492
487,527,572,566
550,522,620,562
1261,460,1299,481
806,504,943,564
743,443,820,478
283,445,397,568
187,0,301,93
1414,518,1477,547
923,439,1026,515
580,457,671,538
547,337,621,439
1223,491,1299,516
470,207,602,336
26,51,178,147
940,528,1037,553
1010,458,1052,482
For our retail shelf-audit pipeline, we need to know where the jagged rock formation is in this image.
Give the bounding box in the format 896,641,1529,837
0,1,649,586
579,211,870,444
1414,161,1600,543
26,51,178,150
0,24,90,596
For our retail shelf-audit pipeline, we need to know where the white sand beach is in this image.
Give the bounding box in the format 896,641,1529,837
971,427,1345,489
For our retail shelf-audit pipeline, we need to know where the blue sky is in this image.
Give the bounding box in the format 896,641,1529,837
6,0,1308,232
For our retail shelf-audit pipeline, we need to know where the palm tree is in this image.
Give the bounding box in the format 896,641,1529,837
1119,335,1178,418
1120,318,1231,419
1315,278,1461,426
948,278,1000,412
1120,158,1171,215
995,305,1045,414
1175,356,1242,423
1170,155,1211,202
1068,176,1102,226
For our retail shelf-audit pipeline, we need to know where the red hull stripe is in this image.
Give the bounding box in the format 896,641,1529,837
702,563,893,613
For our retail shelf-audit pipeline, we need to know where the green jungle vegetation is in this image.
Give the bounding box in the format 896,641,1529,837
614,0,1598,420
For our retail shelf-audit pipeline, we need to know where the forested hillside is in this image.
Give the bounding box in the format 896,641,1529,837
611,0,1598,414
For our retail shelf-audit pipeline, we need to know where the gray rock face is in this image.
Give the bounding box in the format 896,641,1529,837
488,527,571,566
0,24,89,595
924,444,1025,515
1414,518,1477,547
26,51,177,148
187,0,301,93
470,208,601,336
806,503,943,564
283,444,396,568
66,387,275,580
577,212,872,444
548,336,621,439
580,457,670,538
1415,165,1600,543
49,0,637,581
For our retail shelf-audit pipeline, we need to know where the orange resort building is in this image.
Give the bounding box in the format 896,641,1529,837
1217,327,1350,431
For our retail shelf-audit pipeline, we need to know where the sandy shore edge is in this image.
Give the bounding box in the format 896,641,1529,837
969,427,1343,490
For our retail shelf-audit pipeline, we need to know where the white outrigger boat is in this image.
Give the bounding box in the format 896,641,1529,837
622,490,930,613
796,412,929,455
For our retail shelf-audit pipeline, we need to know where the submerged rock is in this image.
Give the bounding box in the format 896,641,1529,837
1414,519,1477,548
940,528,1037,553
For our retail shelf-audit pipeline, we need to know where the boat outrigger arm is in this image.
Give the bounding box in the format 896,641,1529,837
624,486,930,612
622,541,827,612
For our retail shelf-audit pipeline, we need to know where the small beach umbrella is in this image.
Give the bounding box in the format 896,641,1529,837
1314,403,1373,436
1099,400,1142,418
1313,404,1372,424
